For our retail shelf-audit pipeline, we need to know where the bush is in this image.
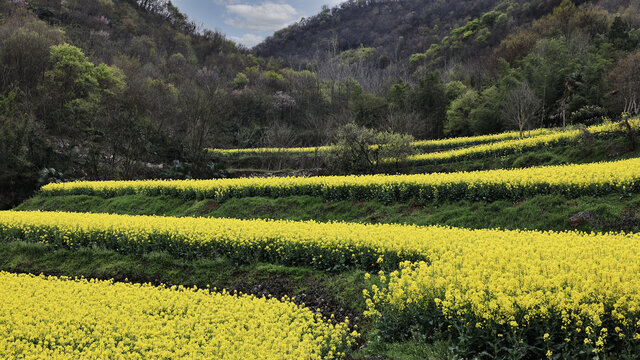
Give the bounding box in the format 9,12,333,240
325,123,414,174
570,105,608,125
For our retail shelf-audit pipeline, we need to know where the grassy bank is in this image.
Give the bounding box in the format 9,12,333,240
0,240,365,323
17,192,640,233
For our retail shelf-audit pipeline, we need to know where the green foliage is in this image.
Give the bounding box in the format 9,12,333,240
407,72,448,138
41,44,125,136
445,81,467,102
326,123,413,174
445,89,480,137
469,107,500,135
0,88,39,209
340,46,375,63
570,105,608,125
408,53,426,65
388,82,407,110
262,70,284,81
354,338,455,360
45,44,99,97
609,16,633,51
350,90,389,127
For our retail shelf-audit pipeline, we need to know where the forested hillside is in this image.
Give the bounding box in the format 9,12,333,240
258,0,640,138
0,0,347,207
2,0,640,208
256,0,567,64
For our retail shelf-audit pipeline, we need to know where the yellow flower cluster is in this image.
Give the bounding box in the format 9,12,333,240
0,271,355,359
407,120,638,164
209,145,333,157
40,157,640,202
364,227,640,357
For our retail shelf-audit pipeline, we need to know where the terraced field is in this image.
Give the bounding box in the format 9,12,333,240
4,121,640,359
210,120,640,174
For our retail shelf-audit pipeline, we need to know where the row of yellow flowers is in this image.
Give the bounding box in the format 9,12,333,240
0,211,427,270
208,128,554,157
3,210,640,357
407,120,637,165
363,225,640,358
41,157,640,202
209,145,332,157
0,271,355,359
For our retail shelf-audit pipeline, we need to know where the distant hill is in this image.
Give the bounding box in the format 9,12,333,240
255,0,571,65
25,0,247,75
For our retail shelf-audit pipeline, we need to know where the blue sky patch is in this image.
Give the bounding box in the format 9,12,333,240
171,0,343,47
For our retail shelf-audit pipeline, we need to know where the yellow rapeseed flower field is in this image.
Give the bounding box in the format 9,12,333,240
40,157,640,202
0,271,355,359
3,211,640,356
208,127,555,157
364,228,640,358
407,120,638,164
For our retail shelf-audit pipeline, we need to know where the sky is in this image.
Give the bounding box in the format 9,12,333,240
171,0,343,48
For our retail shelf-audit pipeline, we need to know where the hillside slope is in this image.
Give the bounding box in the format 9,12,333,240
256,0,597,64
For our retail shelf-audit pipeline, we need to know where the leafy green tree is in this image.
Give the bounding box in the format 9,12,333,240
520,37,588,126
445,89,480,137
349,84,389,128
388,82,407,111
233,72,249,88
40,44,125,137
608,17,632,51
408,72,448,139
445,81,468,102
469,86,504,135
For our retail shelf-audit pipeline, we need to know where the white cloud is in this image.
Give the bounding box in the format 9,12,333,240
213,0,243,4
229,33,265,47
325,0,343,6
224,2,298,32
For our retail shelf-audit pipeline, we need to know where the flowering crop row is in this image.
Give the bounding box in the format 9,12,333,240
412,128,553,152
208,128,554,158
41,157,640,202
0,211,430,270
209,145,332,157
0,271,354,359
364,229,640,358
407,120,637,165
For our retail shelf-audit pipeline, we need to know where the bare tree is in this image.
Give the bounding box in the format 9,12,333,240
261,121,297,148
502,82,541,138
607,51,640,116
180,78,229,177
